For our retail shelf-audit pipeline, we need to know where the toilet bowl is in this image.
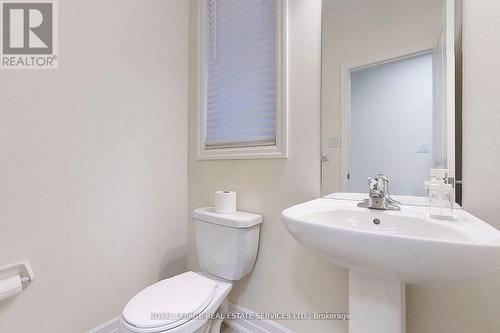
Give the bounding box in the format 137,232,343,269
120,208,262,333
120,272,232,333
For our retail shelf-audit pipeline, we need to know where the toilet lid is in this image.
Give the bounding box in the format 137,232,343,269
122,272,217,330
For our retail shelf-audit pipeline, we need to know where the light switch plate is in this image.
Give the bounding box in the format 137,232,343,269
416,143,430,154
327,136,340,147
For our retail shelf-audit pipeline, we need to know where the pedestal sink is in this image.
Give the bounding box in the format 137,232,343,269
281,193,500,333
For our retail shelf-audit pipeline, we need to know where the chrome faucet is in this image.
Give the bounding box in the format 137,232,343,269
357,174,401,211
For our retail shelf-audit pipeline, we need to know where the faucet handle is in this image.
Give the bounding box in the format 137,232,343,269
379,174,401,204
376,174,389,192
367,175,385,198
368,175,387,192
377,174,389,182
367,176,378,190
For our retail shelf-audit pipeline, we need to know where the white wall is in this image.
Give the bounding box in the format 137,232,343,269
321,0,442,195
407,1,500,332
188,1,349,332
349,54,434,195
0,1,189,332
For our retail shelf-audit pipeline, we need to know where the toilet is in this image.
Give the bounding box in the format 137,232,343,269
120,207,263,333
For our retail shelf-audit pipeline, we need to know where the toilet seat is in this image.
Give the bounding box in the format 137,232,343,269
122,272,217,332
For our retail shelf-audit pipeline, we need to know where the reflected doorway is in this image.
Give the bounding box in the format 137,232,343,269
348,53,434,196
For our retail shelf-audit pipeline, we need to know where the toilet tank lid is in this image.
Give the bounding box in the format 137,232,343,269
193,207,263,228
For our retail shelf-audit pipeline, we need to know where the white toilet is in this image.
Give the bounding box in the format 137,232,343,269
120,207,263,333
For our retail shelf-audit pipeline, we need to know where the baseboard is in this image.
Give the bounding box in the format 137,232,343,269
86,316,120,333
224,303,297,333
86,304,296,333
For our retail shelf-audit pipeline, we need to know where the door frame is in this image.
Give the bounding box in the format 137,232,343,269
339,41,436,191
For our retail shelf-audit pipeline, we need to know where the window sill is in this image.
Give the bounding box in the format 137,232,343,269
197,145,288,160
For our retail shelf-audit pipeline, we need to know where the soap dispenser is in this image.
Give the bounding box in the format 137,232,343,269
425,169,455,219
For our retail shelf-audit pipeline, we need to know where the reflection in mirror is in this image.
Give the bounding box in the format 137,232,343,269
321,0,461,200
349,53,433,196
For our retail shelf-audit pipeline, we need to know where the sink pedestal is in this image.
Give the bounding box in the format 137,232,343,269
349,270,405,333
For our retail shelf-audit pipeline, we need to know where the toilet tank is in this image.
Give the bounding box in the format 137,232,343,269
193,208,262,281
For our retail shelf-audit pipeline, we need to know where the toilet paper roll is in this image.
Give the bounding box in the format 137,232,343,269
214,190,237,214
0,275,23,302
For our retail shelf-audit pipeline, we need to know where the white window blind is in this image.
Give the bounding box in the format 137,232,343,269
204,0,278,149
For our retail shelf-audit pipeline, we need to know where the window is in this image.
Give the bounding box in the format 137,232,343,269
198,0,287,159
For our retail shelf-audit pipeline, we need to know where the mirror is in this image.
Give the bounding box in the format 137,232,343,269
321,0,461,200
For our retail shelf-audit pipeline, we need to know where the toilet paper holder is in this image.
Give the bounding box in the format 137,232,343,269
0,259,35,284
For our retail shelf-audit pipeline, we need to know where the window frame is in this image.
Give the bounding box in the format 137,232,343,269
197,0,288,160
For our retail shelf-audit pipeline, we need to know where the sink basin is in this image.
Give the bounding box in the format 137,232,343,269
282,193,500,284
